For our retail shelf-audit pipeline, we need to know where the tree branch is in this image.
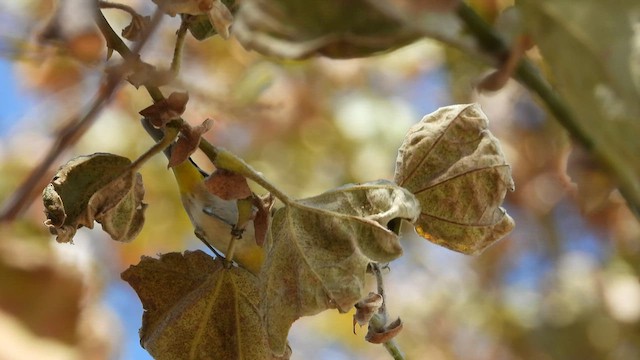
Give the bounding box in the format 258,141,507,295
0,6,165,222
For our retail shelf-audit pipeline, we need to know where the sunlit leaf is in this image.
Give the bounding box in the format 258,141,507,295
395,104,514,254
260,180,420,355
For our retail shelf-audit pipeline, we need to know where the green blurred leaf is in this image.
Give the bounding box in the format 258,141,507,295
519,0,640,212
234,0,421,59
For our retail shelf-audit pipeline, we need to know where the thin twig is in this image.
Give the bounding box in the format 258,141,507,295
98,1,140,18
0,6,165,222
0,75,121,222
129,125,179,173
200,142,293,204
96,5,294,204
171,19,190,74
371,263,387,316
369,264,405,360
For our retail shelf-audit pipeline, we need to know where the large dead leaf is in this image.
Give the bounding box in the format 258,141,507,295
519,0,640,216
42,153,146,243
394,104,514,255
260,180,420,355
122,250,288,360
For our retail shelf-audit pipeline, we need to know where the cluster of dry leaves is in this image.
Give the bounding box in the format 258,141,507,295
34,1,516,359
43,97,514,358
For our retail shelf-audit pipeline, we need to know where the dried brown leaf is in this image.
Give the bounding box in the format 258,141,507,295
168,118,213,168
395,104,515,254
260,180,419,355
139,92,189,128
365,317,403,344
121,251,289,360
253,193,275,247
127,62,174,89
122,15,151,42
42,153,146,243
353,292,383,333
204,169,252,201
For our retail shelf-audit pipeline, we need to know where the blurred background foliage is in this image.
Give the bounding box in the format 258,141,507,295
1,0,640,359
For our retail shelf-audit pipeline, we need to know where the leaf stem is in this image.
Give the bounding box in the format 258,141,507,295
455,2,640,219
199,141,292,204
129,126,179,173
171,19,189,74
370,264,405,360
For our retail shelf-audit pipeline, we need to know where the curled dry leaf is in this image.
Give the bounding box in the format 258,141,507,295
139,91,189,128
353,292,384,333
253,193,275,247
260,180,420,355
122,15,151,42
121,250,289,360
125,62,175,89
365,316,403,344
234,0,420,59
394,104,515,255
42,153,146,243
168,118,214,168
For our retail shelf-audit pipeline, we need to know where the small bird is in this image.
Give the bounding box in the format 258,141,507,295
142,119,265,274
